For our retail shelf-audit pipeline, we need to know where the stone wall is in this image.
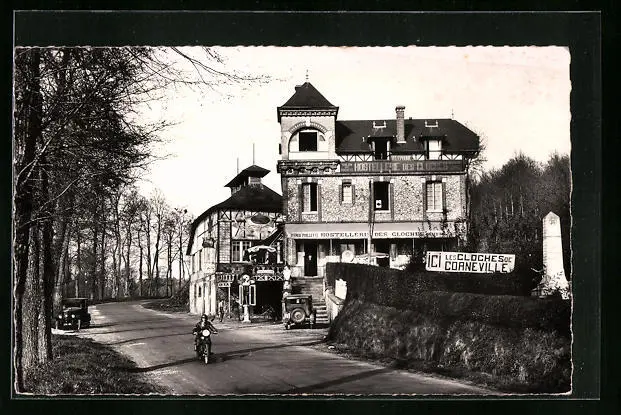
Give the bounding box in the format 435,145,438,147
280,115,337,160
284,173,467,223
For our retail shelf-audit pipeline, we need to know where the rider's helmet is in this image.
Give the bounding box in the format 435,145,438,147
201,314,208,321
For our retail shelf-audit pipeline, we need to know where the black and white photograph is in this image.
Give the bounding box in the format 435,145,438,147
10,11,601,400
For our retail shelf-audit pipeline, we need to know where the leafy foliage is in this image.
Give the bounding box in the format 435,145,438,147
468,153,571,279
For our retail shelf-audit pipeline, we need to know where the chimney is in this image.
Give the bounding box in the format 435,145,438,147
396,106,405,143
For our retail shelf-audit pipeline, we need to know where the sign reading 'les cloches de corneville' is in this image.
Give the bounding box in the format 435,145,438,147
425,251,515,273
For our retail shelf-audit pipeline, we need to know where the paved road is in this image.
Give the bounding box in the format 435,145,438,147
66,301,499,395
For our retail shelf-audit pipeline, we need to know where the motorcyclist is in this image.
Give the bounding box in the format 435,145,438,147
192,314,219,355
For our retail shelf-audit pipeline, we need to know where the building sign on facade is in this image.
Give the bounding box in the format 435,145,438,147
340,160,464,174
425,251,515,273
288,229,448,239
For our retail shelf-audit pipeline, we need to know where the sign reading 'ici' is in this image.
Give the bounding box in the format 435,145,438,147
426,251,516,273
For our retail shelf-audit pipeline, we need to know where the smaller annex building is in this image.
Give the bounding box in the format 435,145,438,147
186,165,285,317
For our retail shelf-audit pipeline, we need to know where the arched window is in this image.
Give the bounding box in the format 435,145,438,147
289,128,326,153
299,131,318,151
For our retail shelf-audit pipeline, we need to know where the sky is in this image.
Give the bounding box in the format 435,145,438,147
136,46,571,218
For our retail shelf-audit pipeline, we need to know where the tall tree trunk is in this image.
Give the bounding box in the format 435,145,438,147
166,236,172,296
125,227,132,298
40,156,54,361
75,227,81,298
52,216,70,316
91,204,98,301
100,200,106,300
22,223,41,375
145,218,152,295
138,227,143,297
14,49,42,392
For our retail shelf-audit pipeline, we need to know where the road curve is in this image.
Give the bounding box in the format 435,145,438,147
65,300,500,396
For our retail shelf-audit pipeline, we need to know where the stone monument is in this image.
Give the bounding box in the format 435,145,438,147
533,212,571,299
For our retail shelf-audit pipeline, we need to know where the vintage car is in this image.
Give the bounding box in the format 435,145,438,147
282,294,316,330
55,298,91,330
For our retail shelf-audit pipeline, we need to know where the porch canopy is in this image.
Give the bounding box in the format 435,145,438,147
285,222,448,239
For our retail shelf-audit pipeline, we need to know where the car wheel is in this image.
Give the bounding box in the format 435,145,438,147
204,354,209,364
291,308,305,324
284,323,290,330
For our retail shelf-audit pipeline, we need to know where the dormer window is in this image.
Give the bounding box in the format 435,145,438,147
299,131,318,151
373,138,390,160
425,139,442,160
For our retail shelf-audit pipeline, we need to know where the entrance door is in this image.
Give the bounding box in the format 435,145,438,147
304,242,318,276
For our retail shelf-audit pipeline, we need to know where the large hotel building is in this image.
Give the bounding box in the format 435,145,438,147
187,81,480,315
276,82,481,279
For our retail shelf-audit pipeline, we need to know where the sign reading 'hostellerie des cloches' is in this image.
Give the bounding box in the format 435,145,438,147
425,251,515,273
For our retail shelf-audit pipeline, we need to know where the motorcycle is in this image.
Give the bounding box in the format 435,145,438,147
194,327,218,364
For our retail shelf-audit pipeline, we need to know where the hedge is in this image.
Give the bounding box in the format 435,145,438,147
326,262,536,297
403,290,570,336
327,300,571,393
325,262,570,335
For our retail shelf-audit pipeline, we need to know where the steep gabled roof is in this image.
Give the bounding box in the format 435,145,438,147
211,184,282,212
186,184,282,254
277,82,339,121
335,119,480,155
224,165,270,188
279,82,337,108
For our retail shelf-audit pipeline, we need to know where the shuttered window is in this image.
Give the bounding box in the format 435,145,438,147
426,181,443,211
303,183,318,212
341,180,354,204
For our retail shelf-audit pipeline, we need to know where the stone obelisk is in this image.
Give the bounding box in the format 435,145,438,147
533,212,570,299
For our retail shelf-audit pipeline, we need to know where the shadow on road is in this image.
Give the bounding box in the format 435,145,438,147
123,339,326,373
88,320,192,335
283,367,392,394
108,331,192,346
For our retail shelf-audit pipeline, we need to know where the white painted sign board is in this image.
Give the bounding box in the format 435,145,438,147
426,251,515,273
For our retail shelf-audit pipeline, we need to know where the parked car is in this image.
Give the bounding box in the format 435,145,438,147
55,298,91,330
282,294,316,330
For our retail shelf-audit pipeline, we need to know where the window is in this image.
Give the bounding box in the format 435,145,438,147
197,285,202,297
303,183,318,212
299,131,318,151
373,182,390,211
425,139,442,160
232,240,252,262
373,139,390,160
192,254,195,273
426,181,443,211
341,182,353,204
198,250,202,270
276,241,282,264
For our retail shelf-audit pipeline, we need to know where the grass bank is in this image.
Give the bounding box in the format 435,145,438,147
23,334,163,395
327,299,571,394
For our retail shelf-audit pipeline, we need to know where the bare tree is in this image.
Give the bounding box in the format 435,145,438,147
13,46,269,391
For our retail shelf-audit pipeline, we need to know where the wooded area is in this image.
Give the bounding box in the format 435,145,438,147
12,46,264,392
468,152,571,284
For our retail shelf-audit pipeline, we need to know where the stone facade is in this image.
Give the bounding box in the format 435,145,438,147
275,82,479,279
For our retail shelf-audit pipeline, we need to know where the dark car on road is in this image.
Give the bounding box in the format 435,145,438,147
283,294,316,330
55,298,91,330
